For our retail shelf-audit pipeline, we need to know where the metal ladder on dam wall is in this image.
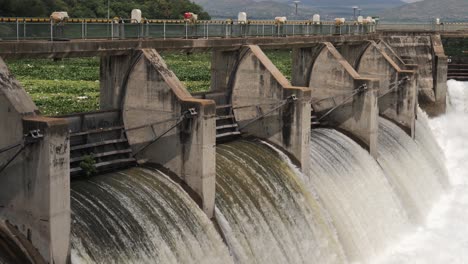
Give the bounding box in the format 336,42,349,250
61,110,136,177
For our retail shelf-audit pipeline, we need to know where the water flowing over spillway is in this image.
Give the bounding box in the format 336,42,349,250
375,80,468,263
69,80,465,263
376,118,446,223
215,140,346,264
307,129,411,262
71,168,233,264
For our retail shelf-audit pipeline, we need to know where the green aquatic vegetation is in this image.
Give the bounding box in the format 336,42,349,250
6,51,291,115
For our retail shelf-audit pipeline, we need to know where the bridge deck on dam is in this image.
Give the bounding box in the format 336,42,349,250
0,34,379,58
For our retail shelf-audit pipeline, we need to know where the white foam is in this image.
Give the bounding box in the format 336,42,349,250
373,80,468,264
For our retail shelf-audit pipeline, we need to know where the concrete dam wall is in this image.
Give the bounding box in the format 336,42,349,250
0,33,449,263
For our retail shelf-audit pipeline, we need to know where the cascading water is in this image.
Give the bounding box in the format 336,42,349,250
307,129,412,262
376,118,446,223
71,167,233,264
374,80,468,263
215,139,346,264
414,109,450,188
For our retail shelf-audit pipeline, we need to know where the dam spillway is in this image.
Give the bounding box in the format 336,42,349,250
70,168,232,264
69,113,451,263
1,28,465,263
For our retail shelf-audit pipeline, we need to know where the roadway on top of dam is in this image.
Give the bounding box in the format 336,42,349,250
1,30,467,58
0,34,380,58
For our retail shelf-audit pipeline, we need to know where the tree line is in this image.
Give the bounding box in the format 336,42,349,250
0,0,210,19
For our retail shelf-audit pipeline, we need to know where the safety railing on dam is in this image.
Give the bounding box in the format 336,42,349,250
377,22,468,32
0,18,376,41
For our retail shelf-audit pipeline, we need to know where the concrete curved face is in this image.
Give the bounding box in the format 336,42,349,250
229,45,311,171
357,41,417,137
309,43,360,94
304,43,379,157
122,49,216,217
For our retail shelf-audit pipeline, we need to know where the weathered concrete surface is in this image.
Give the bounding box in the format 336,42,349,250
122,49,217,217
0,34,380,59
357,41,417,137
0,220,47,264
334,41,372,69
229,45,312,171
293,42,379,157
381,32,447,116
431,35,448,115
100,54,134,110
0,57,70,264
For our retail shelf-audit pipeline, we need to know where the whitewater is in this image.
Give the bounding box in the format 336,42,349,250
374,80,468,264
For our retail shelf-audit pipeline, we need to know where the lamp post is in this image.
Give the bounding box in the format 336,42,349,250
293,1,300,16
107,0,110,20
352,6,358,20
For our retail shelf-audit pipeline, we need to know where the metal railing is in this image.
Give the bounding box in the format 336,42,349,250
377,22,468,32
0,18,377,41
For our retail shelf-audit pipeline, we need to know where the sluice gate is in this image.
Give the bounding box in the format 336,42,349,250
0,32,448,263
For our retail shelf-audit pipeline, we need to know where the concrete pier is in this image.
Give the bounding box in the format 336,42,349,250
121,49,217,218
381,32,447,116
228,45,312,171
293,42,379,157
357,41,417,137
0,58,70,264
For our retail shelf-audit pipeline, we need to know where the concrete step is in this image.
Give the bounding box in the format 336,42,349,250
216,124,239,130
70,149,133,163
216,104,232,109
70,158,137,175
70,126,124,137
71,138,128,151
216,114,235,120
216,131,242,139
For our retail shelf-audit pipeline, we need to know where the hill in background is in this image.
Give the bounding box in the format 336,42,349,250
193,0,405,20
380,0,468,22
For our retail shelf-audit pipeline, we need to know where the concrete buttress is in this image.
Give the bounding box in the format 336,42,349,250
122,49,217,218
293,42,379,157
228,45,312,172
381,32,447,116
0,57,70,264
357,41,418,138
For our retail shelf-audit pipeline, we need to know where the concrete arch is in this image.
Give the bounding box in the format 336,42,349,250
122,49,216,217
357,41,417,137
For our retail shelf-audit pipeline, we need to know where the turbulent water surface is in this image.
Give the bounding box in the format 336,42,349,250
375,80,468,263
69,80,467,264
308,129,411,262
215,140,346,264
71,167,233,264
376,117,446,223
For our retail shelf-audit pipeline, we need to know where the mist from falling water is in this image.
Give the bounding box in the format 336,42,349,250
373,80,468,263
70,167,233,264
214,139,347,264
